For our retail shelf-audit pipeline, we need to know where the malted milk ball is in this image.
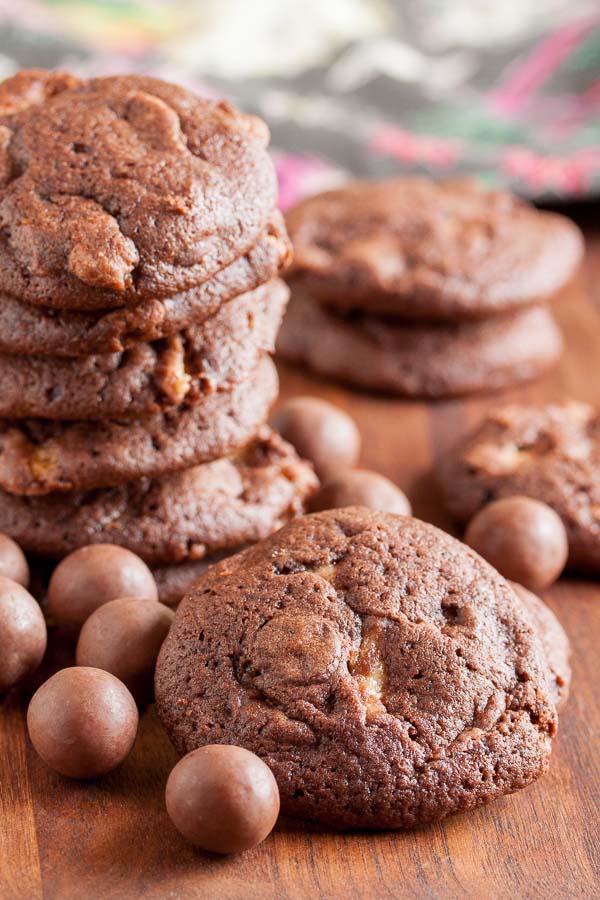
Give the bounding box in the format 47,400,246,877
47,545,158,632
465,496,568,591
27,667,138,778
0,576,46,692
76,597,174,702
271,396,360,480
0,533,29,587
310,469,411,515
166,745,280,854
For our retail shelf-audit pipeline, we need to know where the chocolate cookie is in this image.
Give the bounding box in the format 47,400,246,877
438,402,600,573
0,70,277,308
0,279,287,419
156,507,557,829
510,583,571,711
0,429,317,564
286,178,582,320
277,289,562,397
0,355,278,496
0,212,290,357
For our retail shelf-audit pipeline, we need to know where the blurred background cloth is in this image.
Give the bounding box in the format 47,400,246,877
0,0,599,207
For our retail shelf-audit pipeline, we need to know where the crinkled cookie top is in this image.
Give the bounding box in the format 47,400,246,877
0,70,277,308
286,177,583,319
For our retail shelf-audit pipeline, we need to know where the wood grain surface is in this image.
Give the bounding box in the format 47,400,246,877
1,216,599,900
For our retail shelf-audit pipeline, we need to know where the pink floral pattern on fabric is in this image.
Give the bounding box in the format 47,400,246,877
0,2,598,203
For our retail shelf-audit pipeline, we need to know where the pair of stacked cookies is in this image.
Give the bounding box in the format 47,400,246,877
0,70,316,603
278,178,583,397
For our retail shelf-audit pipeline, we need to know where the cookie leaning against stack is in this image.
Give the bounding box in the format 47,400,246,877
278,178,583,397
0,69,317,603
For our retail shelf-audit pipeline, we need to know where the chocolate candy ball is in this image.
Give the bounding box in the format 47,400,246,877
271,396,360,480
310,468,411,516
0,533,29,587
27,667,138,778
465,496,568,591
0,576,47,692
47,544,158,632
76,598,174,702
165,745,280,854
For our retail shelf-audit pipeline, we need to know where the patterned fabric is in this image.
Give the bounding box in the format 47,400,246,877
0,1,599,205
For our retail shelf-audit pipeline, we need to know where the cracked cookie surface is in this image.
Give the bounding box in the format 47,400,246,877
0,70,277,308
510,583,571,711
0,355,278,496
286,177,582,320
277,288,562,397
438,401,600,573
0,278,287,419
155,507,557,829
0,428,317,564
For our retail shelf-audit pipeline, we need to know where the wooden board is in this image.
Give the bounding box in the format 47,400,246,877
1,220,599,900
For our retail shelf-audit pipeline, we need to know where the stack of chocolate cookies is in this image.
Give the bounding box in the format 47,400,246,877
278,178,583,397
0,70,317,604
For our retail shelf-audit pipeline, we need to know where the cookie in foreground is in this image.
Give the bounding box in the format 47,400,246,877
510,583,571,711
156,507,558,829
